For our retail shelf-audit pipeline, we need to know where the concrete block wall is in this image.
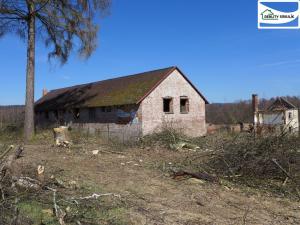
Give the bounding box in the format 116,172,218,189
36,105,142,141
72,122,142,142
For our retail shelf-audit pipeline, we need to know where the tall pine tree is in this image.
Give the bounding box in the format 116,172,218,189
0,0,110,141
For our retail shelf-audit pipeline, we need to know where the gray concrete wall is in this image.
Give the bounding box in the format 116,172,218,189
71,122,142,142
140,69,206,137
36,105,143,141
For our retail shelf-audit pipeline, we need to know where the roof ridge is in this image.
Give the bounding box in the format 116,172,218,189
267,96,297,111
279,97,297,108
49,66,176,93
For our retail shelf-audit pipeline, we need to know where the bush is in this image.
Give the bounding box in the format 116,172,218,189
140,126,188,149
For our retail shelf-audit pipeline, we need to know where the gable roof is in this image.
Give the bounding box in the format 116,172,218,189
267,97,297,111
35,66,208,111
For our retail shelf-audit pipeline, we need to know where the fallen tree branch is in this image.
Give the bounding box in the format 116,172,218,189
42,186,66,225
171,169,219,183
0,145,14,162
53,190,58,220
10,197,19,225
0,146,23,182
0,184,4,200
71,193,121,200
12,176,41,190
222,158,236,178
271,159,297,184
96,149,125,155
283,177,289,186
271,158,300,198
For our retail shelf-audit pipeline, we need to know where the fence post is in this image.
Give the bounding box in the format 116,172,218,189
107,124,110,141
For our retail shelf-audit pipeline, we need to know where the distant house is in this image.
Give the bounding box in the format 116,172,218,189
252,95,299,134
35,67,208,140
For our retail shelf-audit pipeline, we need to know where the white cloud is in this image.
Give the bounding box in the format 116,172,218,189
258,59,300,68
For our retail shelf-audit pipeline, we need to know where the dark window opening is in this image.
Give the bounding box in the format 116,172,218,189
100,107,105,112
289,112,292,119
45,111,49,119
180,97,189,113
163,98,173,113
106,106,112,112
289,126,293,133
89,108,96,120
54,110,59,120
58,110,64,125
73,108,80,119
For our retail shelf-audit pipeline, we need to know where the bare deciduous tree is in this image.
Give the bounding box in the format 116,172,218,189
206,96,300,125
0,0,111,141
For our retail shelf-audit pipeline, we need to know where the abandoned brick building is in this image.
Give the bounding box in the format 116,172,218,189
35,67,208,140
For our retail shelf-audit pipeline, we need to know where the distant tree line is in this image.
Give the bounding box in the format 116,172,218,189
0,105,24,128
206,96,300,124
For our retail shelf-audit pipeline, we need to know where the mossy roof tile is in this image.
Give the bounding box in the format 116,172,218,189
35,67,176,111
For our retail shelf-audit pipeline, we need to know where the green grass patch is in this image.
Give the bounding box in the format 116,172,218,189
18,200,58,225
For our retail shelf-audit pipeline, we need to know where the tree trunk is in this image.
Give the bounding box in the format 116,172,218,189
24,3,35,142
298,108,300,136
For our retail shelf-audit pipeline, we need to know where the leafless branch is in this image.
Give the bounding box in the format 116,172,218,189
71,192,121,200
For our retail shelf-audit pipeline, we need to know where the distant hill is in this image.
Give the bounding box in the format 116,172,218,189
206,96,300,124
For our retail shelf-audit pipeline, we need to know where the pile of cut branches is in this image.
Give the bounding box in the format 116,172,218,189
0,145,24,224
207,133,300,198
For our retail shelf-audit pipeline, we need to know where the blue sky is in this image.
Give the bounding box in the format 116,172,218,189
1,0,300,105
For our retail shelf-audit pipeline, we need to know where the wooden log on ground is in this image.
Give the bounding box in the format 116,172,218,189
171,169,219,183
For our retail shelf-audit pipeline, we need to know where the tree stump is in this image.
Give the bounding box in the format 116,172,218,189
53,126,70,147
